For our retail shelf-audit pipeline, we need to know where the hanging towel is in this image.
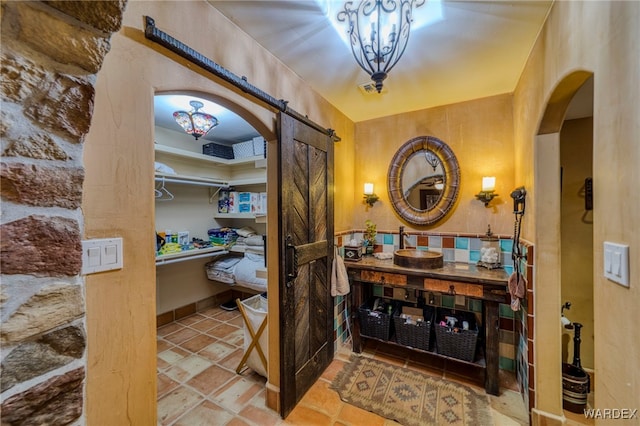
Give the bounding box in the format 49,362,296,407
331,246,350,297
508,271,525,311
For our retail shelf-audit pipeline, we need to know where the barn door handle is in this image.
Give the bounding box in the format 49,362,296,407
286,235,298,287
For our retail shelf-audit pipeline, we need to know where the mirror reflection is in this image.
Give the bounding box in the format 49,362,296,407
402,150,445,210
388,136,460,226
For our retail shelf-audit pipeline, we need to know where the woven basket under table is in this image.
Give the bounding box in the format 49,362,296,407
393,306,434,351
434,309,479,362
358,299,394,341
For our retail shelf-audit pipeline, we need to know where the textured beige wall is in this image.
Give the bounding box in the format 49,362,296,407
83,1,354,423
352,94,516,236
513,1,640,419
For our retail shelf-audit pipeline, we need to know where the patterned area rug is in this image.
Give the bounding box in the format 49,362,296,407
331,356,493,426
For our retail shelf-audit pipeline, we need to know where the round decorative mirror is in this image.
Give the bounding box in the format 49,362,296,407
388,136,460,225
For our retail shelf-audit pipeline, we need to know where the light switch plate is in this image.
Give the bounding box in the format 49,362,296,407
603,241,629,287
82,238,123,275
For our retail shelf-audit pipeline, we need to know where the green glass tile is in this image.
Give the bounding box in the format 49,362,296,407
499,356,515,371
373,285,383,297
469,299,483,312
499,303,514,318
441,295,455,308
500,239,514,253
455,237,469,250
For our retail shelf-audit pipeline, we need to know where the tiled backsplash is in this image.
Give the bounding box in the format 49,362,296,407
339,230,515,274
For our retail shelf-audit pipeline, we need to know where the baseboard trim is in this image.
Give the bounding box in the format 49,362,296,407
156,288,263,327
265,382,280,414
531,408,566,425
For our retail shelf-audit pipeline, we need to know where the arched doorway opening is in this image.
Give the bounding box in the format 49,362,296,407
152,90,277,420
534,71,594,417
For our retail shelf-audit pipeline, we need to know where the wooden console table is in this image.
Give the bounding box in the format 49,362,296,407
345,257,509,395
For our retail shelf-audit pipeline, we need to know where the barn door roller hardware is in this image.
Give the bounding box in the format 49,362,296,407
144,16,340,142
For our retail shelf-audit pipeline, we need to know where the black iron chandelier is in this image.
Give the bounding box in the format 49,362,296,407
338,0,425,93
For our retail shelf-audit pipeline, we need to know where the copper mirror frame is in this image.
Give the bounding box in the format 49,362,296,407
388,136,460,226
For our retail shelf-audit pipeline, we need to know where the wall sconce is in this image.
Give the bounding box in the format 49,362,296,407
363,183,379,207
475,176,499,207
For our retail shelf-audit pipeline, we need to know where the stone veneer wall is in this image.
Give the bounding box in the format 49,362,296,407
0,2,126,424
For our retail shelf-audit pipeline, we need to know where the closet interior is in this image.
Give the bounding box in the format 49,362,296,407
153,93,268,328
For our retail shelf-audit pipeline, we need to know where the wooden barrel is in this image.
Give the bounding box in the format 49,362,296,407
562,363,590,413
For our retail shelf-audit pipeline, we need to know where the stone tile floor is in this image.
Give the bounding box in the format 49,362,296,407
157,305,585,425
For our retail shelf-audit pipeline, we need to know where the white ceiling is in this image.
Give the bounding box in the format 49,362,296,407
154,93,260,145
208,0,553,122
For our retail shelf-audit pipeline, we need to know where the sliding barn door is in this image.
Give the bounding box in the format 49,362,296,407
278,112,334,418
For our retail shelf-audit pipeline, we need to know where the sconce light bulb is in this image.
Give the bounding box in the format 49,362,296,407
364,182,374,195
482,176,496,192
363,183,379,207
476,177,499,207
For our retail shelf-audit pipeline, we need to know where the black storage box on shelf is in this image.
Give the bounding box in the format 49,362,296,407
434,308,479,362
358,298,395,341
393,305,435,351
202,142,234,159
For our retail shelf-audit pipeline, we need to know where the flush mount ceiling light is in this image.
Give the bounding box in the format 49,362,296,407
173,100,218,140
338,0,425,93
